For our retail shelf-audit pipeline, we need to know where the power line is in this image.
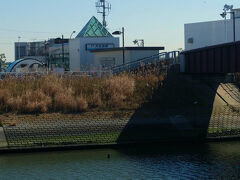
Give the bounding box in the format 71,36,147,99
0,28,72,34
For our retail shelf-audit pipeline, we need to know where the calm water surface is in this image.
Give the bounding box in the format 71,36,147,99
0,142,240,179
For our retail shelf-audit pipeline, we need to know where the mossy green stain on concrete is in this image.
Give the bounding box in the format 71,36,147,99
7,133,121,147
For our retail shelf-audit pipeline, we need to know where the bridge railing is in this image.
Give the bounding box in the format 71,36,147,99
111,51,180,74
182,41,240,74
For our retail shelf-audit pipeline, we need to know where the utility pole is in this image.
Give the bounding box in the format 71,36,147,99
18,36,21,60
44,41,50,71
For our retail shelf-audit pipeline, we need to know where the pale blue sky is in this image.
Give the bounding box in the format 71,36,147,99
0,0,239,61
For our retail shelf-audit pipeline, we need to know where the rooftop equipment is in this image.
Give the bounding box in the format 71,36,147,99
96,0,111,27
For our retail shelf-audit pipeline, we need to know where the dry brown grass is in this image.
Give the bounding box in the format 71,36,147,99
0,89,10,106
104,75,135,108
0,67,165,114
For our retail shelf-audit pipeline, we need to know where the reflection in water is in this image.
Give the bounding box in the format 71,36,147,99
0,142,240,179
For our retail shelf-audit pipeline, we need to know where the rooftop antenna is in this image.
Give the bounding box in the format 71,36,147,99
96,0,111,27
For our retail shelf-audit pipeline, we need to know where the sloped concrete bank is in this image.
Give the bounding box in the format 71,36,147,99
0,74,239,152
0,111,205,152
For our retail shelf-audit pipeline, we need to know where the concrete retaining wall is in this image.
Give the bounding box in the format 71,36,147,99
0,112,132,148
0,106,239,150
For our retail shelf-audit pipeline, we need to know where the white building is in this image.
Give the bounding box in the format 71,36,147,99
69,16,119,71
185,8,240,51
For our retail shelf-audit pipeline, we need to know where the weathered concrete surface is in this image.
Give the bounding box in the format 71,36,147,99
0,112,133,148
0,112,201,148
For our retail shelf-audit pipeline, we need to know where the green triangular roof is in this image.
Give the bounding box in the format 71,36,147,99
76,16,113,38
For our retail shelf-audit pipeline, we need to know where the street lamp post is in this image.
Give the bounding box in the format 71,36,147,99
232,11,236,42
70,31,76,39
220,5,236,42
44,41,50,71
112,27,125,64
122,27,125,65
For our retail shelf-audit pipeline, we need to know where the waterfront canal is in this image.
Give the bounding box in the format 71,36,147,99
0,142,240,179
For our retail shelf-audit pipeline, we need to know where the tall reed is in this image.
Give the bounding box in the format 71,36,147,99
0,67,165,113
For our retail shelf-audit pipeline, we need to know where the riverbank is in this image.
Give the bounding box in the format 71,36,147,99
0,73,239,152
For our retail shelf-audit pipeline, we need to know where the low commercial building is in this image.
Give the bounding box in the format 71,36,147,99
91,47,164,68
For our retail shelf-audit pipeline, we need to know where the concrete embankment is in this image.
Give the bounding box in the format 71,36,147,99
0,111,204,151
0,74,239,151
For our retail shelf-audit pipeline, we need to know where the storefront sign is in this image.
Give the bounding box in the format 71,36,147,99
86,43,114,50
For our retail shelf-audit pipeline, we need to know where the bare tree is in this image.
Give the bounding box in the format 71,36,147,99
0,54,6,72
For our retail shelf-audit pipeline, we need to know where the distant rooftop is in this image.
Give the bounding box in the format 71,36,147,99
90,47,165,52
76,16,113,38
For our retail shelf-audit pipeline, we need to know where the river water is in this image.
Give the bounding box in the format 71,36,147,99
0,142,240,179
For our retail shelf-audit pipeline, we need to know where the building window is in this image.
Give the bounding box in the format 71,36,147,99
188,37,194,44
50,53,70,71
